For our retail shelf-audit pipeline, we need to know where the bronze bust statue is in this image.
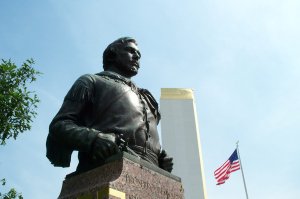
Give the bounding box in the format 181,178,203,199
46,37,173,174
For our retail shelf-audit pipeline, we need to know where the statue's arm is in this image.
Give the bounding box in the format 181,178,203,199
46,74,119,167
46,75,99,167
49,100,100,153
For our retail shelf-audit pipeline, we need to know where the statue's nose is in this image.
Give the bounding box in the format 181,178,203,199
133,53,140,61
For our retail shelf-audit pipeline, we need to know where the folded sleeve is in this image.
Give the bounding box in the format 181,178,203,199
46,74,99,167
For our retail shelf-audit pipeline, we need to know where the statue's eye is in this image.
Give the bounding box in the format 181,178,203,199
125,47,141,58
125,47,134,53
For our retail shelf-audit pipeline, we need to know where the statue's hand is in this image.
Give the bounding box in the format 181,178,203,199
158,149,173,172
91,133,120,161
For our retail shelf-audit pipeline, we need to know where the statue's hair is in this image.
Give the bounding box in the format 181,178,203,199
103,37,137,70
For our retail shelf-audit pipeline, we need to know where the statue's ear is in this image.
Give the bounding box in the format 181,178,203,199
107,47,119,64
106,50,116,62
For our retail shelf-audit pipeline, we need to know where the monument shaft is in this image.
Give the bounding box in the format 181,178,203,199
160,88,207,199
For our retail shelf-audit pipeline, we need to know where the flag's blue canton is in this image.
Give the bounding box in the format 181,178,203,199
229,149,239,163
214,149,241,185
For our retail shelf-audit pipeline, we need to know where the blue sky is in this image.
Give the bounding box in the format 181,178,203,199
1,0,300,198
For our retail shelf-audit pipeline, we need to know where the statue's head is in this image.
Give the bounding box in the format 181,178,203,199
103,37,141,78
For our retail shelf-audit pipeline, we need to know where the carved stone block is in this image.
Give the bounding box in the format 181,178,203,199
58,152,184,199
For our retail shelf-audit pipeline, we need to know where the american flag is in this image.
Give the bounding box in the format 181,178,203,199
214,149,240,185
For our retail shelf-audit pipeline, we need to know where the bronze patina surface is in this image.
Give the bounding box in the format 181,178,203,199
46,37,173,174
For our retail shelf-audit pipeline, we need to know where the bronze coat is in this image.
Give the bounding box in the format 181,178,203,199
46,71,161,172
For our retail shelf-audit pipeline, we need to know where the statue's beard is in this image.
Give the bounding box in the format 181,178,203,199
118,64,139,77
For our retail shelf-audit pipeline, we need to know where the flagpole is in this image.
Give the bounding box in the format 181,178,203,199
236,141,249,199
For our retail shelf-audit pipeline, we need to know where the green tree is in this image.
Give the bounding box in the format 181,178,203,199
0,59,41,198
0,179,23,199
0,59,40,145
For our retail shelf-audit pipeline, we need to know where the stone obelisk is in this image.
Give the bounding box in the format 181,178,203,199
160,88,207,199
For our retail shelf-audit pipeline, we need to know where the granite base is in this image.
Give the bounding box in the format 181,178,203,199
58,152,184,199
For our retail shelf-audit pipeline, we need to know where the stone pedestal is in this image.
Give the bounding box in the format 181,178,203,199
58,152,184,199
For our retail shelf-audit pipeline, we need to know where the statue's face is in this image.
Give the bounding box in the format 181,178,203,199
114,42,141,77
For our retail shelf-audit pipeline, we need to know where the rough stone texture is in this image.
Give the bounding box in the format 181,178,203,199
58,152,184,199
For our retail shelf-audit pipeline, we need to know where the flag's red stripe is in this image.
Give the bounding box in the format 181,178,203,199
215,169,229,180
214,160,239,179
215,167,231,181
214,160,230,175
214,160,230,174
214,164,230,179
214,152,241,185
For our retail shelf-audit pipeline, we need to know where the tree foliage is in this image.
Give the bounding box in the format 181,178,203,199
0,179,23,199
0,59,40,145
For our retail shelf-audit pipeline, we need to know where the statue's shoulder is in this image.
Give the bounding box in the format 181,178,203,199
72,73,111,87
65,74,100,102
94,71,127,86
77,73,119,84
75,74,98,84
